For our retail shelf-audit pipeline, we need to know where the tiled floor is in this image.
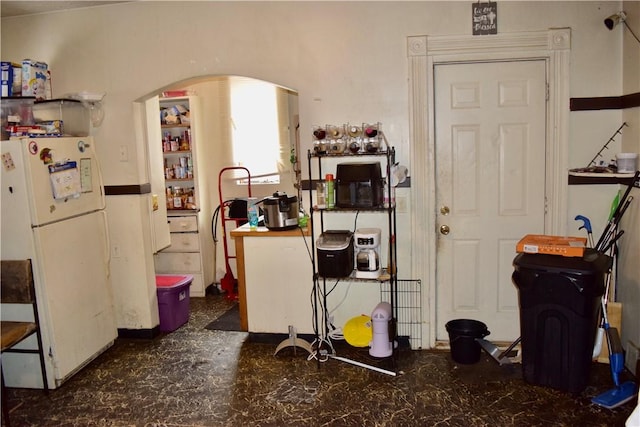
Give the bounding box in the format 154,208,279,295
2,293,637,426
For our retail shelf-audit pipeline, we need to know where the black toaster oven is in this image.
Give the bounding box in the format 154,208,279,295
335,162,384,208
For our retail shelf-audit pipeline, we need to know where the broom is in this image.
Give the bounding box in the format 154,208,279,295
591,296,638,409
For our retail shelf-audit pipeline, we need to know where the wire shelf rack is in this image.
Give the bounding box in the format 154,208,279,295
380,279,422,350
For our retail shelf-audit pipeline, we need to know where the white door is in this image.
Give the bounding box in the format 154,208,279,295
435,60,547,341
142,96,171,253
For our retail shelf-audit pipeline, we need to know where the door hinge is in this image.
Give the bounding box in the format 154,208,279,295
544,196,549,215
545,83,550,101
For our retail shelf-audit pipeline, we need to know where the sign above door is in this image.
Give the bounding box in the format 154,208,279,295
472,2,498,35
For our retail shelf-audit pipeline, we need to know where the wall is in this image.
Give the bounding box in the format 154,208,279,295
619,0,640,371
1,1,633,343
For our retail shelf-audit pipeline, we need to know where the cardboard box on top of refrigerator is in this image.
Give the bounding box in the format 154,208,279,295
1,61,22,97
21,59,48,99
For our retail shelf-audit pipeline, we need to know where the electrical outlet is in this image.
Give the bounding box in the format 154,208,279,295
119,145,128,162
626,341,639,375
396,195,407,213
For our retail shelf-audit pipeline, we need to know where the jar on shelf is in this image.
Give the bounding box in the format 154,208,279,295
347,124,362,138
348,138,362,154
185,188,196,209
166,187,173,209
313,125,327,155
172,186,183,209
170,137,179,152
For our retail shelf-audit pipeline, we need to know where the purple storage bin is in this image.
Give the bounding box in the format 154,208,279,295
156,274,192,332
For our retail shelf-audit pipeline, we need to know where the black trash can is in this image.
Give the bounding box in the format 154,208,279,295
512,250,611,394
445,319,489,364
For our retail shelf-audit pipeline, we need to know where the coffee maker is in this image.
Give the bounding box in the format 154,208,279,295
354,228,382,279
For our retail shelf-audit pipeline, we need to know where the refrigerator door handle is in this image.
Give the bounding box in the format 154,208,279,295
101,210,111,278
95,155,107,210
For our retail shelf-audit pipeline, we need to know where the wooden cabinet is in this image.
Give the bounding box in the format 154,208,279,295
231,225,313,334
154,213,207,296
153,96,214,297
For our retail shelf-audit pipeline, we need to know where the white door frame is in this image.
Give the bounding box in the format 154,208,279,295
407,29,571,348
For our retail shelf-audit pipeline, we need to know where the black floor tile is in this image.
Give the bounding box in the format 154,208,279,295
2,294,637,426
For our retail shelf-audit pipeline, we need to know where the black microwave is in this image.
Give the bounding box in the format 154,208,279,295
335,162,384,208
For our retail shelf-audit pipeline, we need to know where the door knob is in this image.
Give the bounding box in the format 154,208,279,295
440,206,450,215
440,225,450,235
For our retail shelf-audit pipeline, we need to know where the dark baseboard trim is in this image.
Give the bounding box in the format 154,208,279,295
105,183,152,196
117,326,160,339
570,92,640,111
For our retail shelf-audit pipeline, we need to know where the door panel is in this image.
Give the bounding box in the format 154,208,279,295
33,210,117,384
142,97,171,253
435,60,547,341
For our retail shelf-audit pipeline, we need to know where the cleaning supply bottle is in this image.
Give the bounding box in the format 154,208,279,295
325,174,335,209
247,197,259,230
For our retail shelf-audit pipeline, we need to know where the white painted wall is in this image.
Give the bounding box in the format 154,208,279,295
2,2,636,345
619,0,640,369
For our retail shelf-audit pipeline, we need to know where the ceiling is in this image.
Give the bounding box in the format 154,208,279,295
1,1,129,18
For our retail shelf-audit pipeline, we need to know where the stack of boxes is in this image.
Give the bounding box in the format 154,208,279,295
1,60,93,139
1,59,51,99
1,62,22,97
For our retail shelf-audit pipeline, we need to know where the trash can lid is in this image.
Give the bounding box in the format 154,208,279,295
513,250,612,276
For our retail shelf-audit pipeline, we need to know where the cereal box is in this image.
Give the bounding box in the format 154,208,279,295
1,61,21,97
21,59,48,99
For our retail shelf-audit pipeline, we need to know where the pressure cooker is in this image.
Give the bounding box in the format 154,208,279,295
262,192,299,230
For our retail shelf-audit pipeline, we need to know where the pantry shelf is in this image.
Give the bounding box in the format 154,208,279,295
161,124,190,128
153,95,212,297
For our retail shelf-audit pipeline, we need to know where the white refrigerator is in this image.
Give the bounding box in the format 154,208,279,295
1,136,117,389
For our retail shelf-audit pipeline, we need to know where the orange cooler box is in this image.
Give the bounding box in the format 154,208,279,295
156,274,192,332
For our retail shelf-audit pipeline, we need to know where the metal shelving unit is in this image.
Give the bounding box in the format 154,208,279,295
307,137,399,375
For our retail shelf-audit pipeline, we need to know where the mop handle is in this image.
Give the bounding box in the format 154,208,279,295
598,196,633,251
596,173,637,250
498,336,522,360
602,230,625,253
601,296,609,325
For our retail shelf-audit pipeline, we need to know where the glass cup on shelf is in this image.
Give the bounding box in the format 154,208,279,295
363,122,379,138
327,124,344,139
313,125,327,155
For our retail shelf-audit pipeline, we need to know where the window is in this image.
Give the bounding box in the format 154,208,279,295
230,77,282,184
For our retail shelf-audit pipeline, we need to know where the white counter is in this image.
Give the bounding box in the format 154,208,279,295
230,225,314,334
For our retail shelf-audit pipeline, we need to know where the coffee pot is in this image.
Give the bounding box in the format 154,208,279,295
356,249,379,272
354,228,382,279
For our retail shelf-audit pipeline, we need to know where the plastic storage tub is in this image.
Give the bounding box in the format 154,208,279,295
31,99,90,137
156,274,192,332
512,251,611,393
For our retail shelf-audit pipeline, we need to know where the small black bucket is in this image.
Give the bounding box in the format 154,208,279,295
445,319,490,364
